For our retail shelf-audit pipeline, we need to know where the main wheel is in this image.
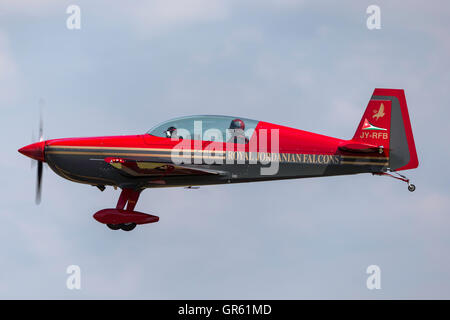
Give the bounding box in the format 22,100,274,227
107,224,121,230
408,184,416,192
120,223,137,231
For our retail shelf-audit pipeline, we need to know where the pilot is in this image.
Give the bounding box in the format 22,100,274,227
228,119,248,144
165,126,182,139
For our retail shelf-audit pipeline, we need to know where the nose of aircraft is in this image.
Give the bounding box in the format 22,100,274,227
18,141,46,162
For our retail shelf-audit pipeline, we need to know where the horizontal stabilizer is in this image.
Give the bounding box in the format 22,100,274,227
338,142,382,153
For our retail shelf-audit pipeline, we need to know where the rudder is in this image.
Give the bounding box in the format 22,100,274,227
352,88,419,171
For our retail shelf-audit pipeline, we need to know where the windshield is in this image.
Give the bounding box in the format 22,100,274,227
147,115,259,143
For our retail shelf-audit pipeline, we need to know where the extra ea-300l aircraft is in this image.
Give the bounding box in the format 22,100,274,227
19,88,418,232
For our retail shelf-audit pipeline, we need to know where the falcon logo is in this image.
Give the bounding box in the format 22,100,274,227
362,118,386,131
372,103,385,120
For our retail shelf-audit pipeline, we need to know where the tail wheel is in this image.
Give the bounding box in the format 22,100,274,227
120,223,137,231
374,171,416,193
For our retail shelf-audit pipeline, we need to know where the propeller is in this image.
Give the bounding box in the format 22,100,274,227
18,99,46,204
34,100,45,204
35,108,44,204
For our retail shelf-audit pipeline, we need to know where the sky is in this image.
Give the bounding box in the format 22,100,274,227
1,0,449,299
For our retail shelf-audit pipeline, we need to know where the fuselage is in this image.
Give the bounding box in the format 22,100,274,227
18,91,419,230
40,120,388,190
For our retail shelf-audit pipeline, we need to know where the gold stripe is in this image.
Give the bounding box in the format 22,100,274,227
341,161,389,166
46,150,224,160
49,145,172,151
49,146,389,160
47,149,389,166
48,145,227,154
341,156,389,160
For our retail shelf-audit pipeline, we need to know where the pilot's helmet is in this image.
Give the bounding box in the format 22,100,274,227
229,119,245,130
165,126,177,137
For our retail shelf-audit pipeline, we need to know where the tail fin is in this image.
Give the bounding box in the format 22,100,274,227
352,88,418,171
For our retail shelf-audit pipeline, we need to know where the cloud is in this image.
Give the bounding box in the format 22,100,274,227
2,0,450,299
121,0,230,36
0,0,62,16
0,31,20,105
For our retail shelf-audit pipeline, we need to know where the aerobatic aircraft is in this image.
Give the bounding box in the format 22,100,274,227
19,88,418,231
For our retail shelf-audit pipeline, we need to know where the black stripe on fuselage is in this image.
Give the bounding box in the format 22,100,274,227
45,146,389,188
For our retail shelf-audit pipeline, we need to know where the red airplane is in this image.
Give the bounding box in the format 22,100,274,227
19,88,418,231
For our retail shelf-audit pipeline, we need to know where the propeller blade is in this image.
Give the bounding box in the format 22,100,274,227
36,99,45,204
36,160,43,204
38,114,43,142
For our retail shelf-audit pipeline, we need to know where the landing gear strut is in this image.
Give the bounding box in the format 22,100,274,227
109,188,141,231
373,170,416,192
93,188,159,231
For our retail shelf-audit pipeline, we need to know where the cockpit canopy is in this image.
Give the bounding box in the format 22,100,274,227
147,115,259,144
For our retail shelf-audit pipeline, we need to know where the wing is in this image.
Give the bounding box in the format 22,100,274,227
105,157,227,178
